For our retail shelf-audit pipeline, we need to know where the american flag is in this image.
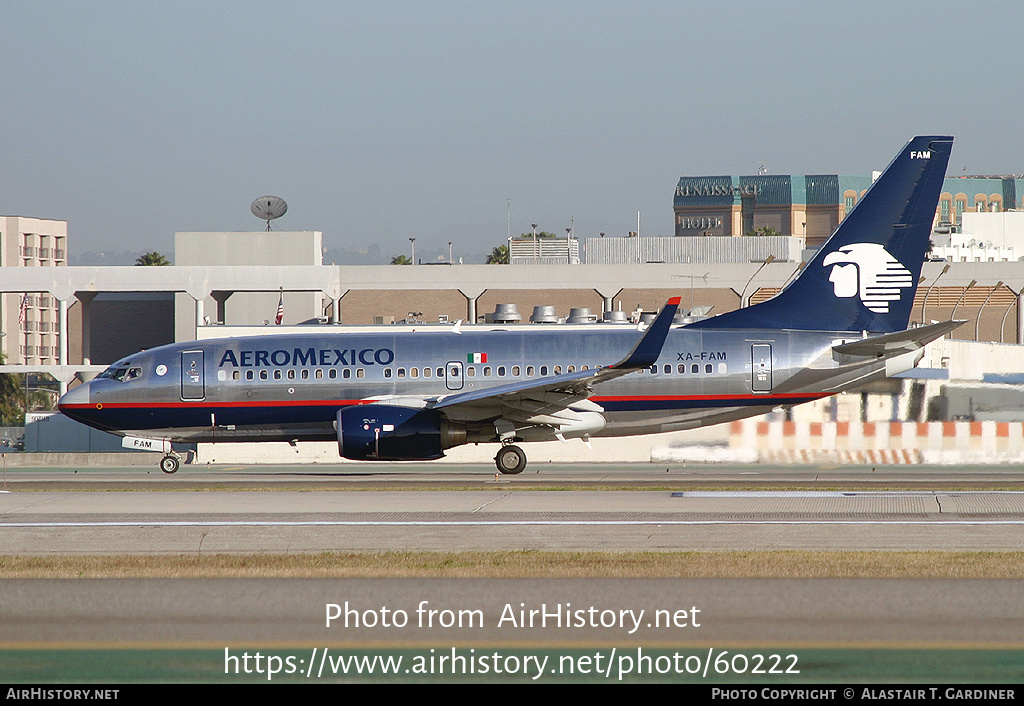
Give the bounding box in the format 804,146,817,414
275,291,284,325
18,295,27,327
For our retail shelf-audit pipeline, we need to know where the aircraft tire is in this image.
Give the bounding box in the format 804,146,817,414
495,445,527,475
160,455,180,474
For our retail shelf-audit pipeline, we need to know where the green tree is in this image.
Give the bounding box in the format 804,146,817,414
520,231,558,239
0,373,22,426
486,244,509,264
744,226,782,237
390,255,412,265
135,251,171,266
0,350,60,426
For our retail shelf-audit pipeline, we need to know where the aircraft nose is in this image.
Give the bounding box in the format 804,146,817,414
57,382,91,417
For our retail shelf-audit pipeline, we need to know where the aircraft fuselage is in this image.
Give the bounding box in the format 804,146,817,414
58,323,907,445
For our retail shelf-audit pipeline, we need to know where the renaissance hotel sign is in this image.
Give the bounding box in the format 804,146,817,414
675,183,758,198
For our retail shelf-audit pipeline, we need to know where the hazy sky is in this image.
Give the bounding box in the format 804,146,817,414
3,1,1022,263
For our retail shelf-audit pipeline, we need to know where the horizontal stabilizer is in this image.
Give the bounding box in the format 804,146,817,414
832,320,965,358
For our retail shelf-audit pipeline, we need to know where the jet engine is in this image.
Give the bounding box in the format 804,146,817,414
337,404,466,461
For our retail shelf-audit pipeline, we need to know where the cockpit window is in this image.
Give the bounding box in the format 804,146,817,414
97,365,143,382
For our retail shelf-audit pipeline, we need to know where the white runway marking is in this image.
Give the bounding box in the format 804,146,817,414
6,519,1024,527
672,490,1024,497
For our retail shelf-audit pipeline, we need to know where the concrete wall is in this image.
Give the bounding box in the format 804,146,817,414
174,231,324,341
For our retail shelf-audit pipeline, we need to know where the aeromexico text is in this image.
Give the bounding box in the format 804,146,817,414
219,347,395,368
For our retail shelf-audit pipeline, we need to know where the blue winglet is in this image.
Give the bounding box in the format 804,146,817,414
613,296,681,369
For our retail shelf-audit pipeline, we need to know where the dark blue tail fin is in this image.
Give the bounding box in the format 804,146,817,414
693,136,953,333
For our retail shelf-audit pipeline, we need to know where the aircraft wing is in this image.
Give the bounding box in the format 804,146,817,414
429,297,681,420
832,320,966,358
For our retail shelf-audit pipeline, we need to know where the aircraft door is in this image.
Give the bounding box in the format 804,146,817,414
180,351,206,401
445,361,464,390
750,344,772,393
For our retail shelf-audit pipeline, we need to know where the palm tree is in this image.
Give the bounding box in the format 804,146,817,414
135,251,171,266
0,353,24,425
486,245,509,264
390,255,412,265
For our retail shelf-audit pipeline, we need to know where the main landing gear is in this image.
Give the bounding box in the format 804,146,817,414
494,444,527,475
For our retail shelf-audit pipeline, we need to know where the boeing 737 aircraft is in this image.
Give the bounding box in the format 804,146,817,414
59,136,958,474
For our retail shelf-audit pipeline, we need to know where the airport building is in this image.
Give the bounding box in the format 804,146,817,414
172,230,326,341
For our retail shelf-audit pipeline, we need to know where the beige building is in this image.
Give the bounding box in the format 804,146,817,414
0,216,67,364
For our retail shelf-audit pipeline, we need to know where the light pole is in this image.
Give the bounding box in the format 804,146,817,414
999,286,1021,343
920,263,950,324
949,279,977,338
740,255,775,307
976,281,1003,341
448,241,453,264
409,238,416,265
532,224,538,263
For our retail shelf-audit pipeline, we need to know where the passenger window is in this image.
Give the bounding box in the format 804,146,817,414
343,369,351,379
384,368,392,378
423,367,432,378
259,370,268,380
329,369,337,379
356,369,365,378
691,364,699,374
526,366,535,376
512,366,520,376
467,367,476,377
397,368,406,378
498,366,506,376
664,364,671,374
436,367,444,377
705,364,713,374
678,364,685,374
232,371,240,381
649,365,657,374
273,370,282,380
301,369,309,380
540,366,548,376
287,369,295,380
483,366,491,377
567,366,574,373
246,370,254,380
315,369,324,379
410,367,418,378
554,366,562,375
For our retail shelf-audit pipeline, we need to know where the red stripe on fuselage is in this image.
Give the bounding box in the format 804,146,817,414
61,391,830,411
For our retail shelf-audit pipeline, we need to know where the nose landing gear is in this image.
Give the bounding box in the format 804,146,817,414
160,453,181,474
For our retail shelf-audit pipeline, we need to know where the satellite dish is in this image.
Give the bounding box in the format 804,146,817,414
251,196,287,231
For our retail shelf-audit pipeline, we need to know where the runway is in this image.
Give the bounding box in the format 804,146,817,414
4,471,1024,552
5,460,1024,490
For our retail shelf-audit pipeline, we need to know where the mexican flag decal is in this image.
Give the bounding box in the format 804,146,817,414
468,352,488,364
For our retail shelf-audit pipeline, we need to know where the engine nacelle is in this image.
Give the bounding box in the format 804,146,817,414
337,404,465,461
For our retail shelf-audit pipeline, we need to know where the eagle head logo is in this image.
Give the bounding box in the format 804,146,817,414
821,243,913,314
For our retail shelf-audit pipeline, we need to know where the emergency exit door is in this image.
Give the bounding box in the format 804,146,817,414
751,344,772,393
445,361,464,390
